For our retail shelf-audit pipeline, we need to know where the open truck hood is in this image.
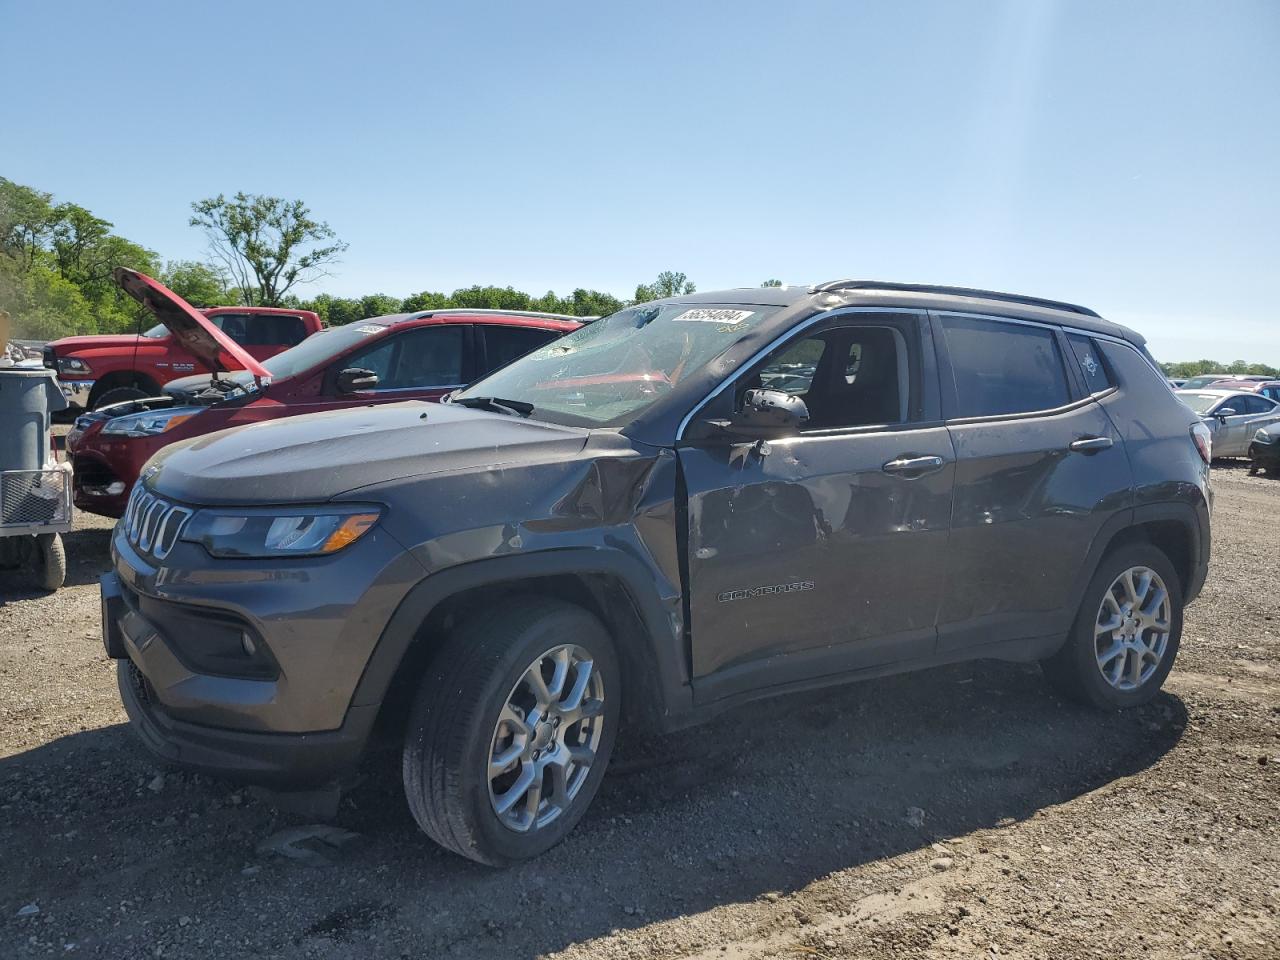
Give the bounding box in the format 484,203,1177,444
113,268,270,382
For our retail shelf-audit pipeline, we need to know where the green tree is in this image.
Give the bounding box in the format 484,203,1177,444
634,270,695,302
0,178,57,272
160,261,231,306
401,290,452,312
190,192,347,307
761,278,782,287
360,294,402,318
448,285,533,311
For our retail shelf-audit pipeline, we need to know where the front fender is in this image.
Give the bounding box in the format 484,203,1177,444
349,547,694,730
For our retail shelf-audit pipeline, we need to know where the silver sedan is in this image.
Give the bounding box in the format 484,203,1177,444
1175,388,1280,458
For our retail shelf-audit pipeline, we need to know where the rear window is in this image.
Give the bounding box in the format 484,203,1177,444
1067,334,1113,394
941,314,1071,418
1177,392,1224,414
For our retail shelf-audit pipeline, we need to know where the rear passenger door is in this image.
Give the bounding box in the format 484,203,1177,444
933,313,1132,653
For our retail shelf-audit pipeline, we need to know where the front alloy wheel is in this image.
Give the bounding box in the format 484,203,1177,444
402,598,620,865
488,645,605,832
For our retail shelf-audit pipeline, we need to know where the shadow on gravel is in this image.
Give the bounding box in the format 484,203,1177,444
0,661,1187,958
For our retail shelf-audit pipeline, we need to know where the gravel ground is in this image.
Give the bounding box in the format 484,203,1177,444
1,462,1277,959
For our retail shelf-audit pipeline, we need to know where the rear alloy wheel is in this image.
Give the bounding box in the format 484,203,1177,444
1042,543,1183,709
402,598,619,865
1092,566,1172,692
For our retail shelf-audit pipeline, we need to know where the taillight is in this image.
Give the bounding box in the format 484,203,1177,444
1191,422,1212,465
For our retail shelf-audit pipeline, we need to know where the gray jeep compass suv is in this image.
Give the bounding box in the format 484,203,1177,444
102,280,1212,865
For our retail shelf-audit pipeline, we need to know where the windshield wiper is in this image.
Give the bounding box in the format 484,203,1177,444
452,396,534,417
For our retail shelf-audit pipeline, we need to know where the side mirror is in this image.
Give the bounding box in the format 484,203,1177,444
1217,407,1238,420
335,367,379,394
720,388,809,439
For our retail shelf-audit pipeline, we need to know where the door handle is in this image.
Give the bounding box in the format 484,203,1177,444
1069,436,1113,453
882,454,946,476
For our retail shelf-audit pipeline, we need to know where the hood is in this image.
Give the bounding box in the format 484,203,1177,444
113,268,270,380
49,332,150,353
146,401,590,505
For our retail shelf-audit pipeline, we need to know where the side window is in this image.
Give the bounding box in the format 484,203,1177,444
252,315,307,347
343,336,398,386
747,325,909,430
383,326,465,389
941,315,1071,418
209,313,251,345
1067,334,1113,394
1264,386,1280,403
1242,395,1274,415
481,326,560,374
757,338,823,397
342,327,465,390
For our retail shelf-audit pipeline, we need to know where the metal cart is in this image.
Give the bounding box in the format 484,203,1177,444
0,366,73,591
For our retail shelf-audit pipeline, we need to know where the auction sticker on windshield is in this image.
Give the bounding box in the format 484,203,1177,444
671,308,756,324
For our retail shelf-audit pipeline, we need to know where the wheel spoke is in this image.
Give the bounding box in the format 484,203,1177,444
546,756,571,811
524,660,553,707
522,769,545,826
547,648,571,700
1140,586,1167,620
559,659,594,711
1126,647,1144,686
499,702,530,737
489,741,523,778
493,763,535,816
1096,614,1123,637
1097,639,1126,666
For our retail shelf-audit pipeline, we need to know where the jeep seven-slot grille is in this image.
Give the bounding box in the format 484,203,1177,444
123,485,192,560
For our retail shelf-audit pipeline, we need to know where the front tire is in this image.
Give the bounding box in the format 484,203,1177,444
1041,543,1183,709
93,386,150,409
402,598,620,865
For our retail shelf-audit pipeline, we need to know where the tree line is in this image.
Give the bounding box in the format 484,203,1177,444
6,177,1272,374
1,178,707,340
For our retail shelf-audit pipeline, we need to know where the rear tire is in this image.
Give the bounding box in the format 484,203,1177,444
402,598,620,865
1041,543,1182,709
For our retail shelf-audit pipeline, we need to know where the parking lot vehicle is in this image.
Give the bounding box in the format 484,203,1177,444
1178,373,1235,389
101,280,1212,865
1174,388,1280,457
1248,424,1280,475
1205,379,1280,403
42,299,323,410
67,269,582,517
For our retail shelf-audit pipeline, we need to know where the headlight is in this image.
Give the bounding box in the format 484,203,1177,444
101,407,202,437
57,357,92,375
1256,428,1277,442
181,505,382,558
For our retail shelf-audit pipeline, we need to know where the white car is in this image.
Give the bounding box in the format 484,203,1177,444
1175,388,1280,457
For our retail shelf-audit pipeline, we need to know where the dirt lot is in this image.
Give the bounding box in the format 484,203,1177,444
2,463,1277,959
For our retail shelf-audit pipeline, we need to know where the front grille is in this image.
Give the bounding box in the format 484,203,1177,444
123,485,192,560
0,469,71,527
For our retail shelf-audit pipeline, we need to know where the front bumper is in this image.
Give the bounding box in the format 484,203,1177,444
103,570,379,786
1248,438,1280,467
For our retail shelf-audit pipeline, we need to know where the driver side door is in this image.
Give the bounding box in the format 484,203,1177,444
677,311,955,702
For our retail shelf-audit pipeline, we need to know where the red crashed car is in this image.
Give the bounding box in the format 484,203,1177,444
67,269,583,517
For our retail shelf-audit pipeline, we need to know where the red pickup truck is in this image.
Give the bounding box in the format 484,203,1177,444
43,304,323,410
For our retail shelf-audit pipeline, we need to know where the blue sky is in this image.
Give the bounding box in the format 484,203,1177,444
3,0,1278,363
